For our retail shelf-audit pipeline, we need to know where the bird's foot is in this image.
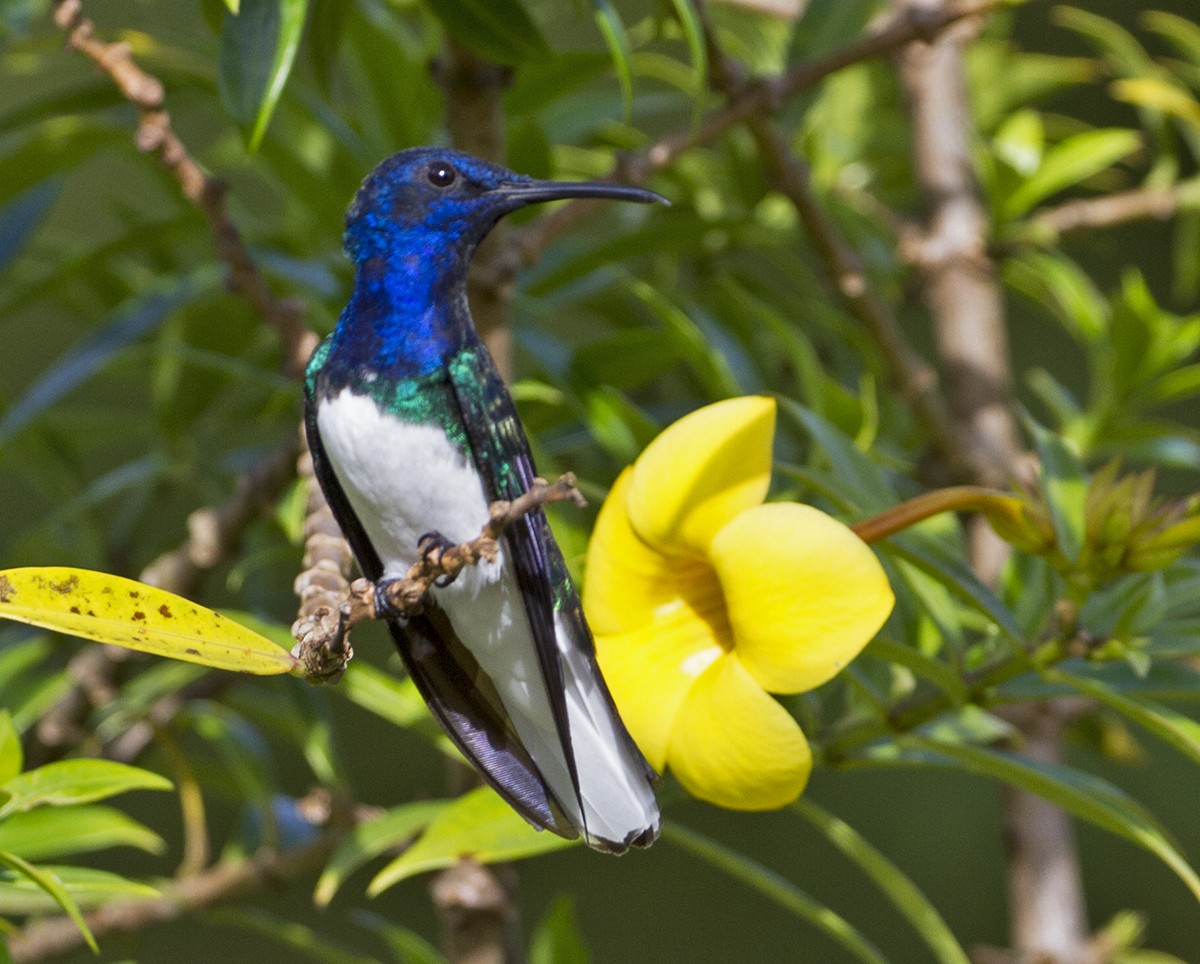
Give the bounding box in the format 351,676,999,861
373,579,410,621
418,530,459,587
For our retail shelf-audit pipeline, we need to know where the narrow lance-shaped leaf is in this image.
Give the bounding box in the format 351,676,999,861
900,736,1200,903
667,0,706,114
0,266,223,444
219,0,310,152
662,823,887,964
1003,128,1142,220
0,851,96,953
531,896,590,964
791,797,970,964
0,713,20,786
206,908,379,964
413,0,550,66
593,0,634,127
0,759,171,820
1043,668,1200,770
353,911,446,964
0,805,165,862
1025,415,1088,562
315,800,445,906
0,568,299,676
368,787,575,895
0,860,157,916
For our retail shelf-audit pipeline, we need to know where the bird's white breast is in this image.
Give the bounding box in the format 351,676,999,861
316,389,493,578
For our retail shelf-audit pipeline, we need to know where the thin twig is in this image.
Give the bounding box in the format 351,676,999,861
290,475,586,683
27,443,300,767
478,0,1015,292
895,0,1085,957
689,0,963,473
1028,178,1200,239
51,0,317,376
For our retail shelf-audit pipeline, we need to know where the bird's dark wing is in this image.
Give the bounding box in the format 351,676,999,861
445,343,584,807
303,360,575,837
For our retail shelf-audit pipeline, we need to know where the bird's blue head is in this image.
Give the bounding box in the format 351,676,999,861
343,147,665,276
329,148,665,378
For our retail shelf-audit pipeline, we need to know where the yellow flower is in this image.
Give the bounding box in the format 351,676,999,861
583,397,894,810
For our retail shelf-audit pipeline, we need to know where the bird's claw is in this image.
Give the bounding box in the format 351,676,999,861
419,530,459,587
373,579,409,621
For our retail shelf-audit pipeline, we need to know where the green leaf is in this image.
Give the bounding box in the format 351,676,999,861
0,568,299,676
1113,78,1200,133
1053,7,1154,75
662,824,886,964
899,736,1200,903
0,805,164,862
338,663,452,752
1145,11,1200,69
593,0,634,121
993,109,1044,176
413,0,550,66
0,714,19,786
1024,417,1089,562
1003,128,1141,220
0,118,123,209
315,800,445,906
368,787,576,895
0,267,223,444
0,760,171,820
1003,250,1107,343
666,0,706,107
0,181,58,280
219,0,310,152
353,911,447,964
208,908,379,964
883,532,1023,644
791,798,969,964
0,860,157,915
530,895,590,964
1043,669,1200,769
776,399,898,511
0,852,97,951
864,638,967,703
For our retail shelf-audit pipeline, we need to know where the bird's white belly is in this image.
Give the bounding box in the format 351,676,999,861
317,389,494,578
319,390,565,763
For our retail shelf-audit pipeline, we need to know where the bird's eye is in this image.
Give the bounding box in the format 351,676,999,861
427,162,457,188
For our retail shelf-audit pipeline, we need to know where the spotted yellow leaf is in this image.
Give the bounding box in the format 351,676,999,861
0,568,298,676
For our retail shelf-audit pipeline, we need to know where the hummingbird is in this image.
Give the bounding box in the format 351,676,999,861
303,147,663,853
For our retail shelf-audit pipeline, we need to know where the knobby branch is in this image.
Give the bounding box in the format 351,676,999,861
290,474,586,682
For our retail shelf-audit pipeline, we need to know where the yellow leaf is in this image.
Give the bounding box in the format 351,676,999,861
0,568,298,676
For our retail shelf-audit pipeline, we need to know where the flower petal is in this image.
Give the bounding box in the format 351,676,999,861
596,624,723,772
583,469,687,636
667,654,811,810
710,503,894,694
627,396,775,556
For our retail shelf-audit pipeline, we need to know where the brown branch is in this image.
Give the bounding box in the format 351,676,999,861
689,1,962,475
483,0,1016,288
1028,178,1200,240
290,475,585,683
51,0,317,377
7,801,342,964
898,0,1021,493
895,1,1084,958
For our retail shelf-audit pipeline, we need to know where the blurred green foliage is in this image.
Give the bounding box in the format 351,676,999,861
3,0,1200,961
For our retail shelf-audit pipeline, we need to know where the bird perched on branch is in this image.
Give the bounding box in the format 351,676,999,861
303,147,664,853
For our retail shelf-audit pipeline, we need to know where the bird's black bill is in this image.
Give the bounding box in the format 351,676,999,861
496,179,668,208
